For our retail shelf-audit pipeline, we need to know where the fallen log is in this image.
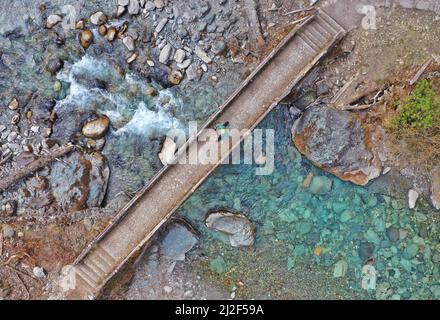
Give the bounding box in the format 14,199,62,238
0,144,75,192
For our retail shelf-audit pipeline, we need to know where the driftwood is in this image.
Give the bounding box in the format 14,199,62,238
409,57,434,85
283,7,316,16
244,0,264,45
0,144,75,192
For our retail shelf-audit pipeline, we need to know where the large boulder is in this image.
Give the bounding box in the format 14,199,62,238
159,222,198,261
49,151,109,212
292,105,382,186
205,211,254,247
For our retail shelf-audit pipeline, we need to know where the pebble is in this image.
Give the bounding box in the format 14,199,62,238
403,243,419,260
80,29,94,49
163,286,173,294
11,114,20,125
159,43,172,64
359,242,375,261
177,59,192,70
155,18,168,34
154,0,165,10
340,209,353,222
118,0,130,5
98,25,107,36
116,5,127,18
46,15,63,29
209,256,227,274
168,70,183,85
128,0,141,15
33,267,46,278
174,49,186,64
386,226,399,242
126,52,138,64
90,11,108,25
211,40,226,55
145,1,155,11
75,20,85,30
2,225,15,238
123,36,136,51
333,260,348,277
361,264,377,290
107,27,117,41
158,137,177,165
186,64,202,81
309,176,332,195
8,98,19,110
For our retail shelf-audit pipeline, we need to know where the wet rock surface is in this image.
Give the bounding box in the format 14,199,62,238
292,105,382,186
205,211,255,247
49,151,109,212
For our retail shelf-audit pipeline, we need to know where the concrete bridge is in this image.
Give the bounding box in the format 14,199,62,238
65,9,346,299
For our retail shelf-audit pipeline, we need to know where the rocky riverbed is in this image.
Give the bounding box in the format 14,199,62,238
2,0,440,300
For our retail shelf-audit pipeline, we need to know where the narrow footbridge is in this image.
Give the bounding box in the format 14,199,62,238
66,9,346,299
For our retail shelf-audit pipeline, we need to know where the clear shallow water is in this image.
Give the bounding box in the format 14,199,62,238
51,55,440,299
176,106,440,300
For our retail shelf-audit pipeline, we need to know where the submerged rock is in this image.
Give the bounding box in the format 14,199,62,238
333,260,348,278
49,151,110,212
359,242,375,261
308,176,332,195
292,105,382,185
205,211,254,247
159,222,198,261
209,256,227,274
128,0,141,15
98,25,107,37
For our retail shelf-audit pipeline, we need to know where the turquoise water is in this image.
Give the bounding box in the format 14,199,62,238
176,106,440,300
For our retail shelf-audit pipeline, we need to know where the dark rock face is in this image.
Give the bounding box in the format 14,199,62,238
359,242,375,261
292,105,382,185
48,151,109,212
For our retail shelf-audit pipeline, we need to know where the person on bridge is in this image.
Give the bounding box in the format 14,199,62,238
215,121,230,141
